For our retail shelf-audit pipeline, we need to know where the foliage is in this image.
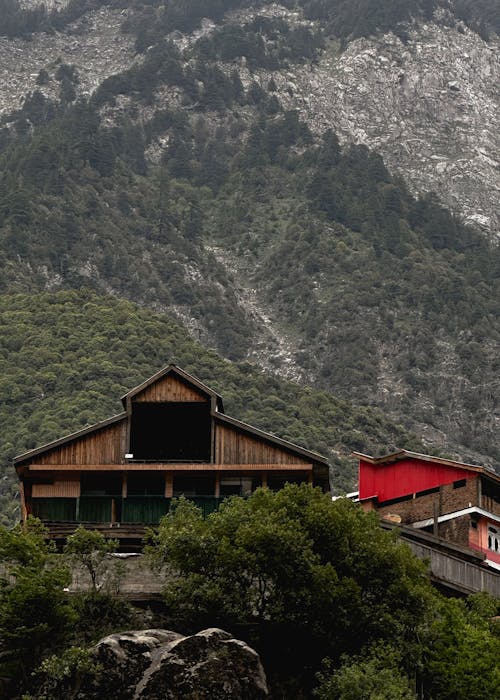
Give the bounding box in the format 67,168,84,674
421,595,500,700
32,646,100,700
0,520,74,693
147,486,435,692
0,289,424,521
69,590,137,644
315,643,415,700
300,0,436,40
64,526,119,592
0,0,498,515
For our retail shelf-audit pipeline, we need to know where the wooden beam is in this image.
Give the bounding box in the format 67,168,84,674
165,473,173,498
28,463,313,472
19,481,27,523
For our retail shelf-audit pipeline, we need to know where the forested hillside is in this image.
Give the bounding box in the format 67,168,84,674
0,291,425,523
0,0,498,523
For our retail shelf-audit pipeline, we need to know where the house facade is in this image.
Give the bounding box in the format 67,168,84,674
15,365,330,543
355,450,500,569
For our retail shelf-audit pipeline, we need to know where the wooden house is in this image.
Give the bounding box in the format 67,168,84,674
14,365,330,545
354,450,500,569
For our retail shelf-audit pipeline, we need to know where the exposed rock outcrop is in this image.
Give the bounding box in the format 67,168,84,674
262,16,500,238
77,628,269,699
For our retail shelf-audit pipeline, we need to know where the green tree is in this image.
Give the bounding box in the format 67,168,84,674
315,643,415,700
422,596,500,700
0,519,74,691
64,525,119,592
147,486,435,692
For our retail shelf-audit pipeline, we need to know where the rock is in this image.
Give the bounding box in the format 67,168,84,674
137,628,269,699
78,628,269,699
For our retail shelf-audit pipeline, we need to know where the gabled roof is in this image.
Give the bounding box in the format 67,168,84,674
14,413,127,467
121,364,224,411
353,449,500,484
216,412,329,466
13,365,329,471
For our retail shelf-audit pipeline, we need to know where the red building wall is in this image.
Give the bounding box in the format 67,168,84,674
359,457,477,502
469,518,500,565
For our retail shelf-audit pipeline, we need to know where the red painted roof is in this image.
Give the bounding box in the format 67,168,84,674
353,450,498,503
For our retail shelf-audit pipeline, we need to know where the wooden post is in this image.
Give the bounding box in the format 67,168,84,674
165,472,173,498
125,396,132,457
261,471,268,488
308,471,313,485
215,472,221,498
122,472,128,498
433,500,439,537
19,481,27,523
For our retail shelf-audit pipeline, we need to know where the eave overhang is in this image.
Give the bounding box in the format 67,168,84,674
13,413,127,470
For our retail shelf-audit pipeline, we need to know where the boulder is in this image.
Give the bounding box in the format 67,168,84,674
79,628,269,699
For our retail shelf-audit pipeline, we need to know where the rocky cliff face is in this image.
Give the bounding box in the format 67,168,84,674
0,7,134,119
0,2,498,471
3,5,498,237
255,12,500,238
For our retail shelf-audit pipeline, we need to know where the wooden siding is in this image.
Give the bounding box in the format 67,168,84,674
32,476,80,498
133,375,207,403
215,423,307,465
29,463,313,472
34,420,127,466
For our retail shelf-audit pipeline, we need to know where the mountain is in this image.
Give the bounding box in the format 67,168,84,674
0,0,498,514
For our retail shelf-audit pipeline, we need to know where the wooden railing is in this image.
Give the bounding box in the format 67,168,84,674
381,521,500,597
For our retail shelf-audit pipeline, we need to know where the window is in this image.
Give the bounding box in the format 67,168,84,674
453,479,467,489
267,473,307,491
220,476,254,497
416,486,439,498
488,525,499,553
378,493,413,507
127,471,165,496
173,475,215,497
81,472,122,496
130,401,211,462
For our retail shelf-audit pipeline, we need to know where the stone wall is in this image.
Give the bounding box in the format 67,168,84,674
68,554,164,598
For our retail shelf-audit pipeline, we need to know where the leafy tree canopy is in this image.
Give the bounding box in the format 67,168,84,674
0,290,423,522
146,485,435,692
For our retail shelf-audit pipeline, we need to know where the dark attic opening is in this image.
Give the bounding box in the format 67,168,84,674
129,401,211,462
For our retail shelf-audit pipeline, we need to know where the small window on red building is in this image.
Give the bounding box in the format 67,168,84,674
488,526,499,553
470,520,477,529
453,479,466,489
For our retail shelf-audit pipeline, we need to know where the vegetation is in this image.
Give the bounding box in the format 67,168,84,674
0,56,498,466
0,493,498,697
0,1,497,496
64,527,120,592
146,485,500,697
0,289,423,522
0,519,136,698
1,0,498,42
0,519,74,688
315,643,416,700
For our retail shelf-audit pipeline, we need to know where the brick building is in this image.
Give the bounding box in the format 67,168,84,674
354,450,500,569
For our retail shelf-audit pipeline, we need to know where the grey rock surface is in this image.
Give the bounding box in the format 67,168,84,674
262,16,500,238
81,628,269,699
